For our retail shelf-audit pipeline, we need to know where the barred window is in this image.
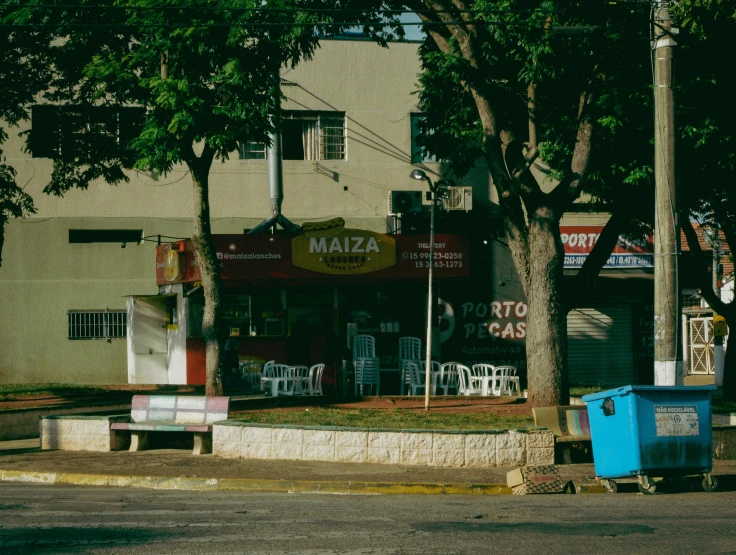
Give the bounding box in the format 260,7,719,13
238,111,346,161
68,310,127,340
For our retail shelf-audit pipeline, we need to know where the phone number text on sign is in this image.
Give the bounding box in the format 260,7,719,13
402,252,464,260
655,405,699,437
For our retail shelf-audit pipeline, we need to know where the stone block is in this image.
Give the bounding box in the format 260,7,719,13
85,420,112,435
527,447,555,466
272,428,304,446
433,449,465,467
241,442,272,460
432,433,465,451
272,441,303,460
243,427,273,444
497,432,525,450
368,432,401,449
367,447,401,465
59,434,87,451
40,418,60,438
401,433,433,450
526,430,554,449
304,430,335,447
336,431,368,448
335,446,368,463
400,449,433,466
465,434,497,451
303,445,335,462
41,433,60,450
85,434,112,452
465,448,496,467
213,425,243,444
497,447,526,467
214,441,242,459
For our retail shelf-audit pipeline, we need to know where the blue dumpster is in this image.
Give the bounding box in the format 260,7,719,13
582,385,718,493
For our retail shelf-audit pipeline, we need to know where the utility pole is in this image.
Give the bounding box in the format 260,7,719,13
653,3,682,386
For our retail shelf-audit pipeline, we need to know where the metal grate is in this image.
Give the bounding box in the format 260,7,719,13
68,310,127,340
319,116,346,160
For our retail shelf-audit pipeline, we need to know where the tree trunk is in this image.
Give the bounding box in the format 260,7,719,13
524,209,569,406
190,157,224,396
723,335,736,402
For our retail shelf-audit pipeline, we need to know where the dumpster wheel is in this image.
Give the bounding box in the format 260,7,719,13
637,475,656,495
701,473,719,493
601,479,618,494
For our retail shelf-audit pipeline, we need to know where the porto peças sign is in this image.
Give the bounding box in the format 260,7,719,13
292,219,396,275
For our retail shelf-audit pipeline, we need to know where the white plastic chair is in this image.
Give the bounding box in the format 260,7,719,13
421,360,441,394
354,335,380,395
283,365,309,395
259,360,276,393
405,361,425,396
260,363,289,396
398,337,422,395
305,363,325,395
438,362,461,395
494,365,521,396
456,364,481,396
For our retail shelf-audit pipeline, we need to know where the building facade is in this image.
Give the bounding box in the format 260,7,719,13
1,38,660,387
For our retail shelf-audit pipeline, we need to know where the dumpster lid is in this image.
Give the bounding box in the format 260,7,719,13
581,385,717,402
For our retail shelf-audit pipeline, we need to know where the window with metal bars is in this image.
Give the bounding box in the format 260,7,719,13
238,111,346,161
68,310,127,340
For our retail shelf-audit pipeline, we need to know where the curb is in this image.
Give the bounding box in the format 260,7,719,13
0,469,513,495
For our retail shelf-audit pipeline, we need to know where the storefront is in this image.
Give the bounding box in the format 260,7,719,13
126,219,470,390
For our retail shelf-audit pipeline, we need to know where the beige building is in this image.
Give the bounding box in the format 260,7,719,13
0,39,499,384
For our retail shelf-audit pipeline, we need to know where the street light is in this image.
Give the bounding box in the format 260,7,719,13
409,169,449,411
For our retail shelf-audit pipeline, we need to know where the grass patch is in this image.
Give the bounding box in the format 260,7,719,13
0,383,108,400
229,407,533,430
714,401,736,413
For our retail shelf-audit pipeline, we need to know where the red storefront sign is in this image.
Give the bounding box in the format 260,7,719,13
156,233,469,285
561,226,654,269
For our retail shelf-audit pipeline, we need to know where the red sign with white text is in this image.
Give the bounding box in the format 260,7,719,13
156,233,469,285
561,226,653,269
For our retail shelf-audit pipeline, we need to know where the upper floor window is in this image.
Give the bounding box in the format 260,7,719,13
29,105,145,161
411,113,437,163
238,111,346,161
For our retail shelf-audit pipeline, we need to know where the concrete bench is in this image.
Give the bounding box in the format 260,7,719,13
532,405,591,464
111,395,229,455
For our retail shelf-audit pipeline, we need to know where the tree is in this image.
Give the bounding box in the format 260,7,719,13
401,1,654,405
675,0,736,400
0,7,49,266
19,0,399,394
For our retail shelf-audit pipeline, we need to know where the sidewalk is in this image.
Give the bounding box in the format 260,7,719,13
3,439,736,494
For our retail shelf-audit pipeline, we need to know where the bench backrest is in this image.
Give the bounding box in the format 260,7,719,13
532,405,590,438
130,396,230,425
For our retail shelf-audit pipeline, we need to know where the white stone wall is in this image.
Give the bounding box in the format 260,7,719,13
40,417,129,452
213,424,555,468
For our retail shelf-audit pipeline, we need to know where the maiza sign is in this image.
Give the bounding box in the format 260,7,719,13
292,225,396,275
561,225,654,269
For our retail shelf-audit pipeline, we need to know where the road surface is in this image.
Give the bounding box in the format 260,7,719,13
1,483,735,553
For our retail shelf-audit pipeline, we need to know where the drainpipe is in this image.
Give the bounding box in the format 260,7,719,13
248,75,300,235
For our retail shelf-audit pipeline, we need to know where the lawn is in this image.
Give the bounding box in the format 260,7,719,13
228,407,534,430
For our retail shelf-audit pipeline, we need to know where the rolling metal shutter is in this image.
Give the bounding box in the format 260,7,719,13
567,304,635,386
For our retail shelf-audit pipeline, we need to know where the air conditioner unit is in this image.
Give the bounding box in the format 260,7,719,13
389,190,423,214
443,186,473,211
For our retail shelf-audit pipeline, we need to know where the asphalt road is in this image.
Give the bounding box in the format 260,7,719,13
1,484,735,554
